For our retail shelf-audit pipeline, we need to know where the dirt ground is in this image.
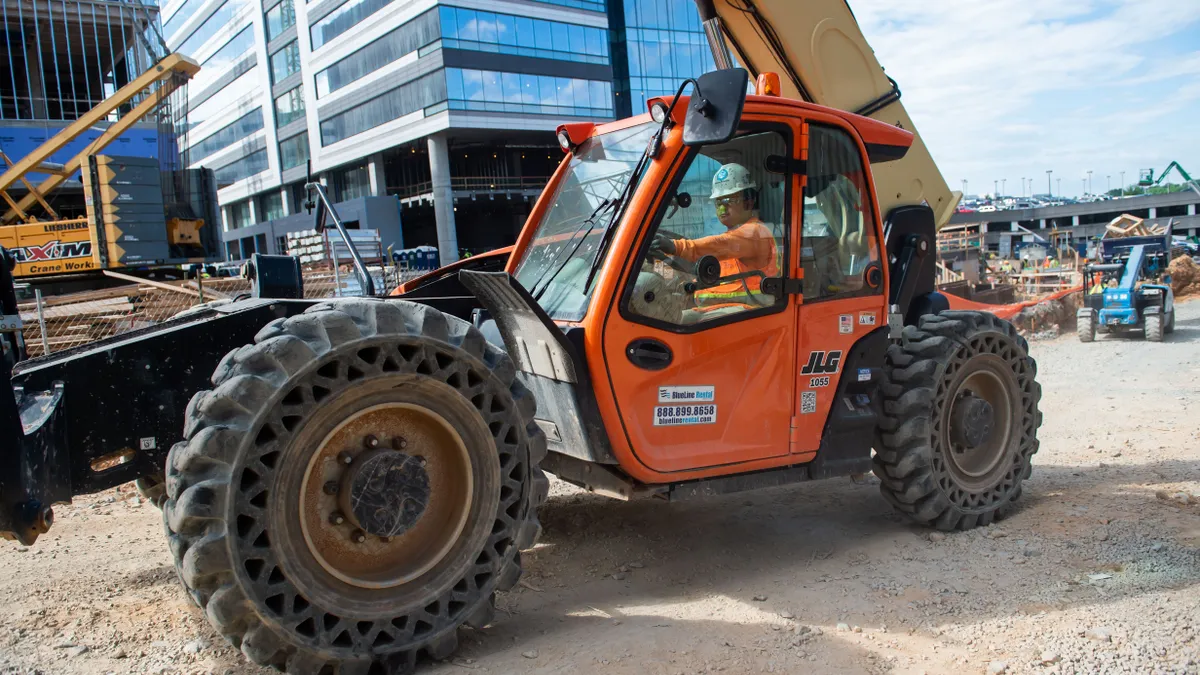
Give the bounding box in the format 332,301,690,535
2,302,1199,675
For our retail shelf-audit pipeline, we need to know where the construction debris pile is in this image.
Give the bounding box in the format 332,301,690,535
1010,291,1081,339
1168,256,1200,298
1103,213,1169,239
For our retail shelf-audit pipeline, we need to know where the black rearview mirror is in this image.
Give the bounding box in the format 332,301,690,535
683,68,749,147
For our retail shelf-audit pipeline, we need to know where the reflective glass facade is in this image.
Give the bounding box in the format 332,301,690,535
274,86,306,127
214,148,269,185
178,0,254,58
271,41,301,83
163,0,207,38
446,69,612,118
534,0,604,10
191,26,256,93
191,108,264,161
279,133,310,170
320,71,446,145
310,0,394,50
314,9,439,98
440,8,608,65
265,0,296,40
611,0,714,116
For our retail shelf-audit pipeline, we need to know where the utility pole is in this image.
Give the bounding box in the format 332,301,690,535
1046,169,1053,197
1087,170,1093,195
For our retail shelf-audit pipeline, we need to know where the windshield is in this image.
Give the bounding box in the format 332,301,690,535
513,121,657,321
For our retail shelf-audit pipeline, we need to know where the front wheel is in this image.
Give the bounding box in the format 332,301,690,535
874,311,1042,530
1077,308,1096,342
163,300,547,673
1145,310,1164,342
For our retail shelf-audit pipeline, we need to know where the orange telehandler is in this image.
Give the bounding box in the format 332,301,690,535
1,1,1040,672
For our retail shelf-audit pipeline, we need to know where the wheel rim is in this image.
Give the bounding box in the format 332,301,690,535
299,403,473,589
942,366,1013,488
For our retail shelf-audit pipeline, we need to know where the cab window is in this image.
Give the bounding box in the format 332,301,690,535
802,124,881,301
624,128,790,329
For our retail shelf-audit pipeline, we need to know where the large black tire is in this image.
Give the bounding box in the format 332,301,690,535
1165,308,1175,335
1077,308,1096,343
163,299,548,673
874,311,1042,531
1145,310,1164,342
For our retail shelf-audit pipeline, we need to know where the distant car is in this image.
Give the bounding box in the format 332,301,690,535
978,205,997,213
956,206,976,213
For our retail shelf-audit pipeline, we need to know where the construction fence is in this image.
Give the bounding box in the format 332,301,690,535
18,266,425,359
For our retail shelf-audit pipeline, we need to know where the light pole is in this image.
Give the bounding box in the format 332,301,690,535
1120,171,1125,195
1046,169,1053,197
1001,178,1006,196
1087,170,1093,195
962,179,968,196
1106,175,1111,194
1021,176,1025,197
994,180,998,198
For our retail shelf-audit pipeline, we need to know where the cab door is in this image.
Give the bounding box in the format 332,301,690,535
790,119,889,454
600,120,804,474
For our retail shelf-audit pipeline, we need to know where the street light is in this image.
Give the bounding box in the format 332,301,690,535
1087,170,1093,195
1021,176,1025,197
1001,178,1006,196
1106,175,1111,194
1046,169,1053,197
994,180,998,198
962,179,968,196
1120,171,1125,196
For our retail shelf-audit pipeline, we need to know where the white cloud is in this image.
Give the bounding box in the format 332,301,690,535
852,0,1200,196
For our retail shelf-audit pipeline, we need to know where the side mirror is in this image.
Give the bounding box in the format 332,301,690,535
683,68,749,147
696,255,722,285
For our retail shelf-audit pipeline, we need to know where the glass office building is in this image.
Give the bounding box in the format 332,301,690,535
164,0,709,261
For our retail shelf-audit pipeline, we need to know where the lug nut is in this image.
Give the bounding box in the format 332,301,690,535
329,511,346,525
338,451,354,465
323,481,339,495
351,529,367,543
364,435,380,449
392,437,408,450
416,455,427,467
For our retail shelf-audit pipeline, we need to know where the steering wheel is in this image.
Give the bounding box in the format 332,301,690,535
647,229,695,274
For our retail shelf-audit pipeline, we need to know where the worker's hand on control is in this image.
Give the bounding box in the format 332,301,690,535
651,233,677,256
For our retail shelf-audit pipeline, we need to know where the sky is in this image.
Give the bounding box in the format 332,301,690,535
851,0,1200,198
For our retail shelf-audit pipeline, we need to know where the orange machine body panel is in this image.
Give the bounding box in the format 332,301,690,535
507,95,904,485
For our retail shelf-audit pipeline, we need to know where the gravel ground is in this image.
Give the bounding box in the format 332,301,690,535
1,301,1198,675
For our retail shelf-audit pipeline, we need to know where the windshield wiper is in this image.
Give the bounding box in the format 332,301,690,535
528,197,617,300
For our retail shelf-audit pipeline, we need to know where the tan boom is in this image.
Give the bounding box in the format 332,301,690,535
698,0,960,227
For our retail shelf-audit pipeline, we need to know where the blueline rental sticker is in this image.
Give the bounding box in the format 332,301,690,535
655,386,716,426
654,403,717,426
657,385,715,403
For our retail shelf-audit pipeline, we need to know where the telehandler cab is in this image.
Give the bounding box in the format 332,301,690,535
1,0,1042,672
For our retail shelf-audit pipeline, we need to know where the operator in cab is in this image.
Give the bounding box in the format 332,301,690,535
650,163,779,308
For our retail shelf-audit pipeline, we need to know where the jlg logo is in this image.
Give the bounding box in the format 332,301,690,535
801,350,842,375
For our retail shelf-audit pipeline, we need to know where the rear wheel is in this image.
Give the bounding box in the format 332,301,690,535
1165,309,1175,334
874,311,1042,530
1077,308,1096,342
1145,310,1164,342
163,299,547,673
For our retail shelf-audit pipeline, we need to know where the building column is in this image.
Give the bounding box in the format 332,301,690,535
1189,203,1197,216
1149,207,1157,218
1072,215,1080,227
248,198,259,225
280,187,292,216
367,152,387,197
24,41,47,118
427,133,459,266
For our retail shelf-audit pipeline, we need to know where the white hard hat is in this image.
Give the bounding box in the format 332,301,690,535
710,163,757,200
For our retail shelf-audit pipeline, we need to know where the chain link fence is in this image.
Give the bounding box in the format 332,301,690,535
19,265,427,358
